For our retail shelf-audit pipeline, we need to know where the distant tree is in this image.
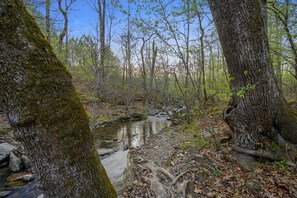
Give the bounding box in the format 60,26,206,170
268,0,297,80
97,0,106,95
58,0,76,64
45,0,50,40
208,0,297,165
0,1,117,197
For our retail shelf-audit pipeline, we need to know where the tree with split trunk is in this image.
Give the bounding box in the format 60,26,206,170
207,0,297,166
58,0,76,64
0,1,117,197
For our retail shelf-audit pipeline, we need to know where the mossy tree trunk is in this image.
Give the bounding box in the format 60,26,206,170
208,0,297,160
0,1,117,197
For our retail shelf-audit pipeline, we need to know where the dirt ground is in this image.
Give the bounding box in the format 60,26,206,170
123,114,297,198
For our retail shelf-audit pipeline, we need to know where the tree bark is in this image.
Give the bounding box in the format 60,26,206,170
0,1,117,197
98,0,106,95
45,0,50,41
208,0,297,151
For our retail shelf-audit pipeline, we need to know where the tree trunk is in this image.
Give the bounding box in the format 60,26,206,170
98,0,106,95
140,37,148,105
208,0,297,151
45,0,50,41
149,40,157,101
58,0,69,65
197,12,207,102
0,1,117,197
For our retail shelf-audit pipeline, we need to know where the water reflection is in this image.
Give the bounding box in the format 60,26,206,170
93,116,171,151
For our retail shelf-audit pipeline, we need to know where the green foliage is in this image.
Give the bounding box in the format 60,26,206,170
277,160,289,168
236,84,255,98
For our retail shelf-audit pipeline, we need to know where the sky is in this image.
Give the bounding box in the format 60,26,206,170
31,0,214,64
46,0,131,38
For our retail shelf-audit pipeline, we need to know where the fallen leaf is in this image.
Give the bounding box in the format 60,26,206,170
194,187,203,194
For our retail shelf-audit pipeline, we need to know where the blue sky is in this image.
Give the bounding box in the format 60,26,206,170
47,0,130,38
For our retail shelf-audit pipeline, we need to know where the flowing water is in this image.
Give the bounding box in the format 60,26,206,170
93,115,171,153
6,115,172,198
93,115,171,196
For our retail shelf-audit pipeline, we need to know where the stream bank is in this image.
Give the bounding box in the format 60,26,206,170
122,110,297,198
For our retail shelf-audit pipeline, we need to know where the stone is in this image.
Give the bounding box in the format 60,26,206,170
9,152,22,172
20,155,32,169
101,150,133,196
0,143,15,162
0,191,13,197
6,180,43,198
97,148,113,156
21,174,34,182
7,172,28,182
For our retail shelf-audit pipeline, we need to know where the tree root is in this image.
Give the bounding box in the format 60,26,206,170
232,144,284,161
139,160,196,198
232,145,296,167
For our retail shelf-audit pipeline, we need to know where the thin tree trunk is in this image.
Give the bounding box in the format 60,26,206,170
149,40,157,100
0,1,116,197
269,0,297,80
98,0,106,95
45,0,50,41
58,0,69,64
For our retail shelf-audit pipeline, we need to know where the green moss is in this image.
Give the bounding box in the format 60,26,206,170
6,181,26,187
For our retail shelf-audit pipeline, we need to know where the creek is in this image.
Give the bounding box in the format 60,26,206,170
5,114,172,198
94,114,171,196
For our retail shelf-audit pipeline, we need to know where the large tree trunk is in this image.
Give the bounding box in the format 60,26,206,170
208,0,297,152
0,1,117,197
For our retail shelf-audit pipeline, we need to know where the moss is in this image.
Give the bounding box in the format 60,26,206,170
6,181,26,187
130,112,147,121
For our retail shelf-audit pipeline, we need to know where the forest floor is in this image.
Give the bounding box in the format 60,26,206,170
122,105,297,198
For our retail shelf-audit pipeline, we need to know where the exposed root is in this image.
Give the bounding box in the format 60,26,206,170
172,169,197,185
139,160,195,197
232,145,297,168
232,144,284,161
143,161,175,180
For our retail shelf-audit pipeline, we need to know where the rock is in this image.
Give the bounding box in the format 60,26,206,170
192,154,204,161
97,148,114,156
0,191,13,197
0,143,16,162
6,180,43,198
9,152,22,172
7,172,29,182
101,150,133,196
21,174,34,182
20,156,31,169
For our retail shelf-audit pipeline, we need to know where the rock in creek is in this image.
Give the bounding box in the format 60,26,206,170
9,153,22,172
0,191,13,197
20,156,31,169
0,143,15,162
101,150,133,196
6,181,43,198
97,148,114,156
